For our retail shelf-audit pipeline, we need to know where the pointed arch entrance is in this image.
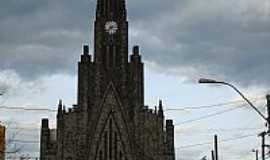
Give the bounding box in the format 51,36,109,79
89,83,133,160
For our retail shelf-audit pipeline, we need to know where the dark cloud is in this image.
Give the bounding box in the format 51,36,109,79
129,0,270,88
0,0,94,79
1,0,270,88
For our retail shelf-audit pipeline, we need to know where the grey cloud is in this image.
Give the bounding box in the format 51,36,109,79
129,0,270,88
1,0,270,88
0,70,46,99
0,0,94,79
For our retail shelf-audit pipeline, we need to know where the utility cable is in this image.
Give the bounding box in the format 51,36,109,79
174,127,264,135
175,104,246,125
8,139,39,144
165,96,264,111
0,96,264,113
178,133,256,149
0,105,56,112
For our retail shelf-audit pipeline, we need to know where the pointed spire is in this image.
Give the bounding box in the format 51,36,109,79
159,99,163,109
96,0,127,20
133,46,140,56
267,95,270,131
158,99,164,118
41,119,49,129
96,0,103,18
63,105,66,114
266,95,270,118
57,99,63,117
120,0,127,18
267,94,270,106
59,99,62,106
83,45,89,55
81,44,91,62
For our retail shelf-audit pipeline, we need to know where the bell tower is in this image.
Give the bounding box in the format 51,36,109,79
40,0,175,160
94,0,128,71
89,0,130,108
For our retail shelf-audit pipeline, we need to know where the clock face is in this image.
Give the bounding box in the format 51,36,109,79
105,21,118,35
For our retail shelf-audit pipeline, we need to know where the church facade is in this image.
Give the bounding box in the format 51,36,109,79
40,0,175,160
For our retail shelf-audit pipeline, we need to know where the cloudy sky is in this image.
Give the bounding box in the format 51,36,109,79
0,0,270,159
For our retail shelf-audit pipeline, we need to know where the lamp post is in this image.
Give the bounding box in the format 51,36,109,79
198,78,268,122
252,149,259,160
199,78,270,160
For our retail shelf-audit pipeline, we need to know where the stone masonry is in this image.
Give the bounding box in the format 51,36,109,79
40,0,175,160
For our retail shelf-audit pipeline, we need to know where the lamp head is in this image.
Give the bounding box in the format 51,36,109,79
198,78,219,84
266,94,270,100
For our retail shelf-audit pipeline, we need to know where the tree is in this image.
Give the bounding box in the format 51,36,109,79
4,121,24,160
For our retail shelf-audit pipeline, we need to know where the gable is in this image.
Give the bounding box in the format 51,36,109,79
88,82,133,160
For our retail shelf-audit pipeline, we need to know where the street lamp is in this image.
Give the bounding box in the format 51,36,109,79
198,78,268,122
252,149,259,160
199,78,270,160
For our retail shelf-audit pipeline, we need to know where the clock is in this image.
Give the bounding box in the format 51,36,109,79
105,21,118,35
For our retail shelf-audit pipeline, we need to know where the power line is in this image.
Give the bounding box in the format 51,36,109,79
7,125,263,136
196,127,263,132
0,103,260,129
178,134,256,149
175,104,246,125
8,134,257,149
7,124,264,137
175,127,264,135
0,96,264,113
8,127,39,131
0,105,56,112
165,97,264,111
6,157,39,160
9,139,39,144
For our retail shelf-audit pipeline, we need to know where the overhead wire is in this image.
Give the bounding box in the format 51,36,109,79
0,98,263,129
8,127,39,131
6,123,264,135
165,96,265,111
174,127,264,136
0,96,265,113
175,104,247,125
0,96,266,160
4,126,262,160
0,106,57,112
8,139,39,144
0,105,57,112
6,126,264,138
191,127,263,132
1,100,264,133
178,133,256,149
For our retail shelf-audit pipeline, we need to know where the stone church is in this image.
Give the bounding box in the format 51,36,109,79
40,0,175,160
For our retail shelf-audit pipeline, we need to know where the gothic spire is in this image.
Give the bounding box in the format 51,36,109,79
96,0,127,19
57,99,63,117
158,100,164,118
